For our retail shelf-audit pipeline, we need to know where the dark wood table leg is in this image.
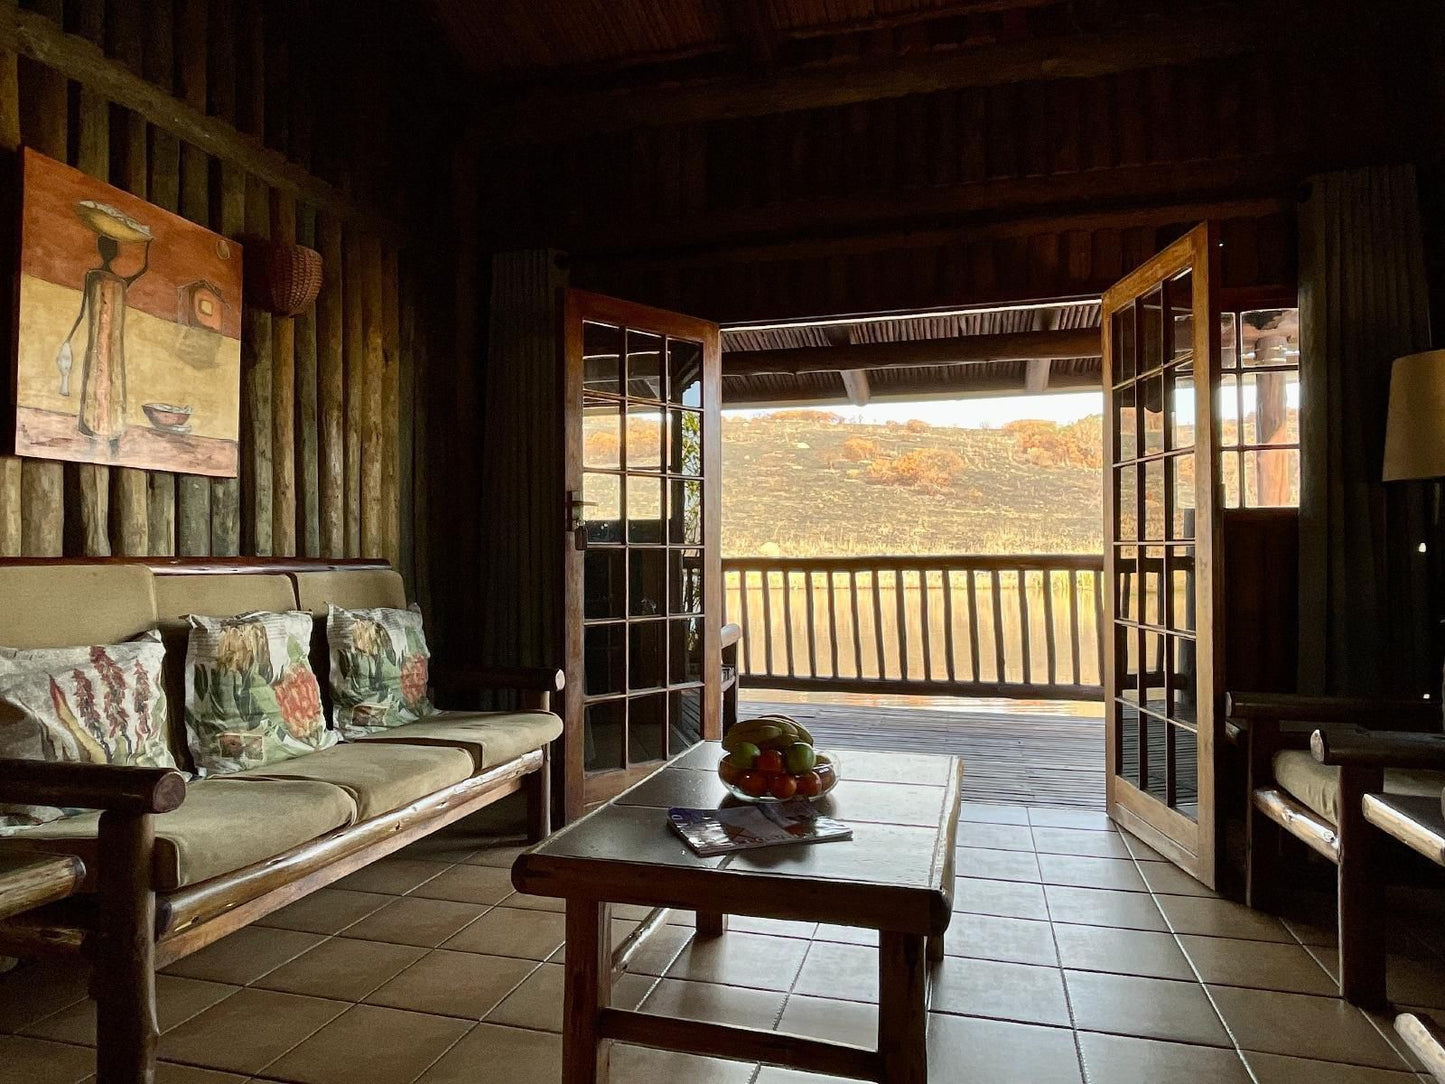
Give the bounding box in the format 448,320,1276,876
878,931,928,1084
564,898,612,1084
927,933,945,964
695,911,728,938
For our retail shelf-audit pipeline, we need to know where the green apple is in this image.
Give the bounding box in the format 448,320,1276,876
731,742,761,770
784,741,817,774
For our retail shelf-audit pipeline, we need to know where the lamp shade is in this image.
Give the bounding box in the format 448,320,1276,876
1384,349,1445,482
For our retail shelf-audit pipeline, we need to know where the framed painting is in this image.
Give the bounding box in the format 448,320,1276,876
11,147,242,477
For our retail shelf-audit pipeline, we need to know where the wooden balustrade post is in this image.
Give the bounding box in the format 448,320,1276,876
91,810,158,1084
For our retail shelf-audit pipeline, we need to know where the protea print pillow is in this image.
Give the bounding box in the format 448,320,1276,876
327,604,433,738
0,631,176,830
185,611,335,774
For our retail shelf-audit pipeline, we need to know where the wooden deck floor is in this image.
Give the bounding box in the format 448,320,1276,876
741,690,1106,809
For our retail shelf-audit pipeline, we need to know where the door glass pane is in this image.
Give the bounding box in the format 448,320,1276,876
583,472,621,544
629,621,665,690
1171,724,1199,819
1143,713,1168,801
628,476,664,543
1167,546,1196,633
1169,455,1195,541
630,550,665,617
584,625,626,696
1116,467,1138,541
1166,269,1193,369
628,692,666,765
1169,635,1198,726
1116,700,1141,784
1116,625,1140,702
1166,370,1193,450
1114,384,1138,462
1242,373,1295,444
1142,547,1164,629
1143,458,1164,540
584,700,624,771
1220,311,1238,370
585,551,625,619
626,404,664,471
1241,309,1297,366
671,549,704,614
670,479,702,544
669,409,702,476
583,322,622,395
1244,449,1300,508
1142,631,1166,716
1142,372,1165,455
670,688,703,752
669,339,703,408
1140,288,1163,375
583,397,621,469
1113,304,1136,384
670,617,703,685
627,330,663,400
1116,548,1141,622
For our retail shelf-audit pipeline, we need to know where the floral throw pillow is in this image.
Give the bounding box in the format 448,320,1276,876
327,604,433,738
185,611,335,774
0,631,176,830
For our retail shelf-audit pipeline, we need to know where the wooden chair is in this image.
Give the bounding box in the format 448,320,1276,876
721,621,741,733
1229,693,1445,1007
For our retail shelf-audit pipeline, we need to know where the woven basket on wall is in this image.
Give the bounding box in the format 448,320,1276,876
259,242,323,316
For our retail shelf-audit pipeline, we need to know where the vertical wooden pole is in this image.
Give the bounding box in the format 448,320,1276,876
270,191,297,555
242,175,274,556
144,0,178,557
296,205,320,557
93,811,158,1084
342,231,364,557
360,237,384,558
211,162,245,556
562,899,611,1084
18,0,66,557
0,26,21,557
381,246,401,567
398,267,417,594
316,215,345,557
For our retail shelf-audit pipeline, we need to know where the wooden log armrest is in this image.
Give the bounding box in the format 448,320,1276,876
1311,726,1445,771
432,666,565,695
1227,692,1440,730
0,759,187,815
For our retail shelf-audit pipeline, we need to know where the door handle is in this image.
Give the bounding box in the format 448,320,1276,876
567,491,595,550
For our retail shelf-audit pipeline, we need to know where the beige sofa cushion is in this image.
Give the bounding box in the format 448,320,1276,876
359,710,562,771
3,776,358,891
1273,749,1445,826
154,573,298,620
233,741,474,819
293,570,406,616
0,564,156,649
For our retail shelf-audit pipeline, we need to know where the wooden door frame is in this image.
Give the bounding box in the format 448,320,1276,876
1101,223,1223,887
560,289,722,822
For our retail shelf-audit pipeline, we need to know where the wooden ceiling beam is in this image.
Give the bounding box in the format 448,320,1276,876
723,0,778,71
726,326,1101,376
478,7,1281,144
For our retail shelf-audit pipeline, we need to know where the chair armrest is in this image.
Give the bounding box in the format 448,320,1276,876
0,759,186,815
433,666,565,695
1312,726,1445,771
1227,691,1440,728
721,623,741,651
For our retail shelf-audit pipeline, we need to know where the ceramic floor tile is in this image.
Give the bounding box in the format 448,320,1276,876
552,918,642,964
365,949,537,1019
341,896,486,947
414,1023,560,1084
609,1044,758,1084
947,913,1058,966
777,994,877,1045
954,877,1050,921
1139,860,1218,898
407,864,515,905
1027,807,1115,831
251,937,426,1002
0,1035,97,1084
461,843,529,868
1043,885,1168,931
956,821,1037,851
0,958,90,1033
1177,934,1337,995
1037,853,1147,892
1209,985,1412,1070
792,940,879,1003
813,923,878,946
256,888,396,936
931,958,1071,1027
754,1071,854,1084
1156,894,1293,943
484,963,566,1032
1077,1031,1252,1083
259,1003,470,1084
927,1013,1083,1084
500,889,567,913
639,977,788,1032
441,905,565,960
617,922,697,976
958,802,1031,826
1051,923,1194,981
1120,831,1169,862
1242,1049,1425,1083
397,835,483,865
1031,826,1133,859
161,926,324,986
1065,970,1231,1047
148,1065,249,1083
663,930,810,992
332,857,448,896
726,915,818,939
1384,953,1445,1010
23,975,237,1045
158,987,349,1075
956,847,1041,883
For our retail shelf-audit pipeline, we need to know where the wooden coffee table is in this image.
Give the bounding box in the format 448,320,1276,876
512,741,963,1083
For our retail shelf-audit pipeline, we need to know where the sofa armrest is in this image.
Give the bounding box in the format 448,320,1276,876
431,665,565,712
1227,692,1440,729
1312,726,1445,771
0,759,186,815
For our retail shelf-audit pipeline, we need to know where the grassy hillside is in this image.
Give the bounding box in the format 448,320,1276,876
721,410,1104,557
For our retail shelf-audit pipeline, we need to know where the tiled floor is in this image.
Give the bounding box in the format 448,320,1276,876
4,793,1445,1083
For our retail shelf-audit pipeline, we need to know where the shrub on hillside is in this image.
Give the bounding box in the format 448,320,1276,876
904,419,930,434
865,448,965,492
1002,416,1103,469
774,409,842,424
840,436,878,461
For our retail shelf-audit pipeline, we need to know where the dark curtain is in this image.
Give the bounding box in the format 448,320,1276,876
1297,165,1436,698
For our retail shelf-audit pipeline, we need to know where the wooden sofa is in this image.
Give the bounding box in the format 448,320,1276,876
1231,692,1445,1006
0,558,563,1084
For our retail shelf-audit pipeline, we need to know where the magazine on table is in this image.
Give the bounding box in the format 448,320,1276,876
668,800,853,857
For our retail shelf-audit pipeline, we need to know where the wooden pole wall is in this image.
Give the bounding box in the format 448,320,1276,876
0,0,422,571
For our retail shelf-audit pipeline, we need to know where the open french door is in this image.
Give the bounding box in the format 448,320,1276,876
561,290,723,819
1103,225,1223,888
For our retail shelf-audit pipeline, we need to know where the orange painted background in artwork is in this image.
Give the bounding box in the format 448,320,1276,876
19,148,242,341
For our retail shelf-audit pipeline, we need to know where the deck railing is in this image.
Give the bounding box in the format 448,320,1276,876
723,554,1106,701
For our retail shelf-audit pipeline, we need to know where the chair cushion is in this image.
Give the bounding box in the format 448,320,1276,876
358,710,562,771
293,570,406,616
1273,749,1445,825
0,564,156,649
326,604,433,738
1,776,358,891
233,741,474,819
